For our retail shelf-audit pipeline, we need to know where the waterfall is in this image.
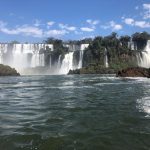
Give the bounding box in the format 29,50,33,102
31,53,45,68
0,52,3,64
78,50,84,69
49,55,52,69
0,43,90,74
12,44,30,68
59,44,89,74
104,48,109,68
78,44,89,68
0,44,8,64
57,55,61,69
59,52,74,74
0,43,53,69
138,40,150,68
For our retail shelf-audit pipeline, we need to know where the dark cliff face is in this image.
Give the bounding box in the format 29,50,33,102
73,50,80,67
0,64,20,76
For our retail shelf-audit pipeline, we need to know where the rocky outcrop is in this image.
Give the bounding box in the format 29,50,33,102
0,64,20,76
68,63,116,74
116,67,150,77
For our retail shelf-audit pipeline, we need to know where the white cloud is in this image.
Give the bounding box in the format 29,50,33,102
86,19,99,26
0,24,69,38
0,22,43,37
100,25,110,30
101,21,122,31
47,21,55,26
45,29,68,37
123,17,150,28
143,4,150,10
122,3,150,28
121,16,125,19
80,19,99,32
124,18,134,25
0,20,69,38
59,23,76,31
143,13,150,19
110,21,122,30
114,25,122,30
134,21,150,28
143,3,150,19
80,27,94,32
0,25,43,37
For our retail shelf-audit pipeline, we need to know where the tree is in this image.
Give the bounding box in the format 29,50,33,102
120,35,131,47
119,35,131,50
132,31,150,50
10,40,20,44
80,38,93,44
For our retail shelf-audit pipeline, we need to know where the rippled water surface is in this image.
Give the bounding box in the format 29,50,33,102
0,75,150,150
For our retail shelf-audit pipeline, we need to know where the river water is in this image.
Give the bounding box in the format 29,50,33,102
0,75,150,150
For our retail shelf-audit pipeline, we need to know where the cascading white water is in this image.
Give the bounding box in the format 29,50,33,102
0,45,4,64
59,44,89,74
12,44,30,68
0,43,90,74
0,52,2,64
31,53,45,68
59,52,74,74
78,44,89,68
0,44,7,64
57,55,61,69
49,55,52,69
0,43,53,69
104,48,109,68
138,40,150,68
78,50,84,69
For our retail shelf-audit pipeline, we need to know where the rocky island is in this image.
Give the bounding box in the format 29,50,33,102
68,63,116,74
0,64,20,76
69,66,150,78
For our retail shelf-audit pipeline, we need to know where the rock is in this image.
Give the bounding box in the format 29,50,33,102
116,67,150,78
0,64,20,76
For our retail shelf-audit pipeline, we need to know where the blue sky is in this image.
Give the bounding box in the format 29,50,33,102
0,0,150,42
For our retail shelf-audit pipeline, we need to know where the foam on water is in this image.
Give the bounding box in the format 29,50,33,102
137,97,150,116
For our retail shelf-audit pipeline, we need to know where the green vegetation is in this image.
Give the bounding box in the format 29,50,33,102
44,38,68,66
68,63,116,75
132,32,150,50
44,38,68,56
82,31,150,70
42,31,150,71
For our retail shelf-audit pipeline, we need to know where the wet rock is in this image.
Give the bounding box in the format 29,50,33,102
0,64,20,76
116,67,150,78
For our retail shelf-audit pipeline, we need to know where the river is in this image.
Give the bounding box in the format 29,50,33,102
0,75,150,150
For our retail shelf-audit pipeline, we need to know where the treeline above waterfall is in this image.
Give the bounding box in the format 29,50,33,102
82,32,150,70
0,31,150,75
44,31,150,73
